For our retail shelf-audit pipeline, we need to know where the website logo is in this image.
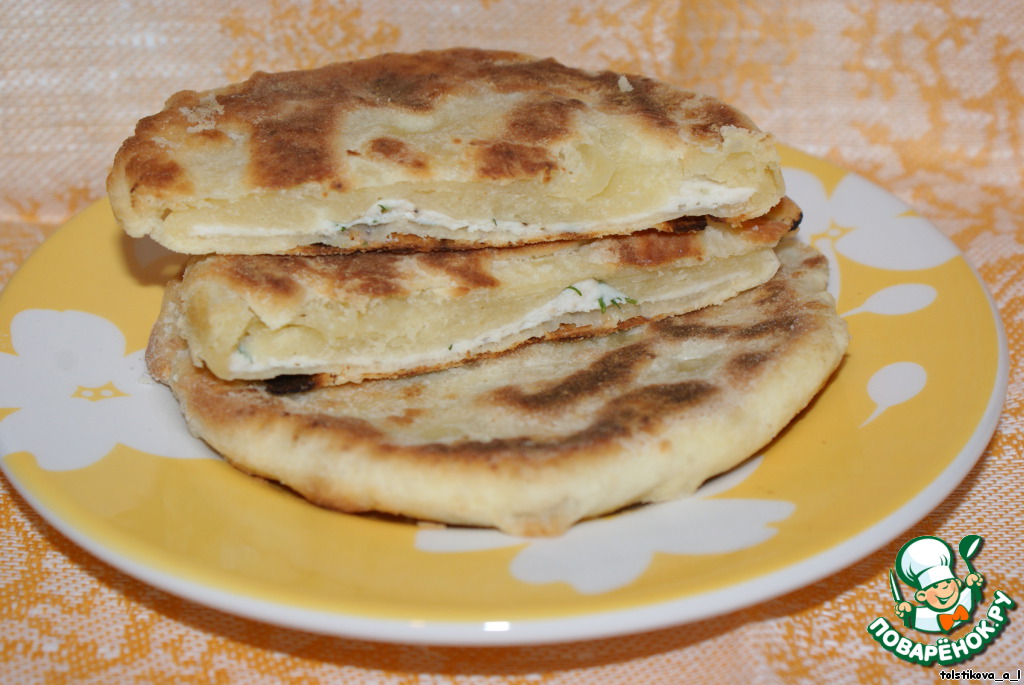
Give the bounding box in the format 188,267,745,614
867,535,1016,665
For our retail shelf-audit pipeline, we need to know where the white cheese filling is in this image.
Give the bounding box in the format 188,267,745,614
447,279,632,355
325,179,754,235
227,279,634,374
190,178,754,238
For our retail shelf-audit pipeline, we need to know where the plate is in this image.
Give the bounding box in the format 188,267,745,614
0,147,1007,645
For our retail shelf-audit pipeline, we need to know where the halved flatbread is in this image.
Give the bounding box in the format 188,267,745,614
147,237,848,536
173,198,799,385
108,48,785,255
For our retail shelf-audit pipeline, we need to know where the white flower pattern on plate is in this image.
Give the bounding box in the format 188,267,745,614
785,168,959,300
785,166,942,427
415,457,794,595
862,361,928,428
0,309,215,470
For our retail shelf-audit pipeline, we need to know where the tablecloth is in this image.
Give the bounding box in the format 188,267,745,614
2,1,1022,682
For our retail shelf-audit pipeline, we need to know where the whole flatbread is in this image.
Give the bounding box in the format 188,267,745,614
174,198,799,385
147,238,848,536
108,48,784,255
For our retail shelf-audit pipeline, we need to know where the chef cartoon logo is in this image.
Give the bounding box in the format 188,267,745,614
891,535,983,633
867,535,1018,666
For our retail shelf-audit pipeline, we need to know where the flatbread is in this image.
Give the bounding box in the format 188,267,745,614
107,48,785,255
147,237,849,536
173,197,799,385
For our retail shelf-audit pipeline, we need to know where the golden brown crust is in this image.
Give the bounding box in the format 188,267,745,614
129,49,755,194
169,200,800,385
216,251,411,298
148,238,849,535
107,48,785,255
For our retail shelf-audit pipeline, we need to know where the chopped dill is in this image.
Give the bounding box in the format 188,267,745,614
606,295,637,310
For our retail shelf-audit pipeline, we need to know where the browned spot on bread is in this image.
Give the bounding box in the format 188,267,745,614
728,350,775,375
425,379,716,460
654,319,735,340
598,73,691,133
656,215,712,233
264,375,317,395
220,253,408,297
493,342,654,411
368,136,428,169
690,99,751,141
418,250,500,288
209,51,494,187
386,408,425,427
595,381,718,434
731,196,803,244
474,141,558,180
802,253,828,270
505,98,585,143
537,314,651,344
122,134,189,196
194,128,229,143
364,72,444,111
219,256,302,297
400,384,425,399
613,228,704,267
313,253,408,297
748,280,789,308
294,413,385,440
738,220,793,244
250,109,337,188
345,48,494,109
125,153,185,195
734,316,800,340
486,55,599,94
657,308,804,344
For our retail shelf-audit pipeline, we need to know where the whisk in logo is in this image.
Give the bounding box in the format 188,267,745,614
866,535,1017,666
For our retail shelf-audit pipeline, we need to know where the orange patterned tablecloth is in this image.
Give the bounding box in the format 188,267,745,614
2,1,1022,682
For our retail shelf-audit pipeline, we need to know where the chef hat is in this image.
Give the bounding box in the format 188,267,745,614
896,536,956,590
